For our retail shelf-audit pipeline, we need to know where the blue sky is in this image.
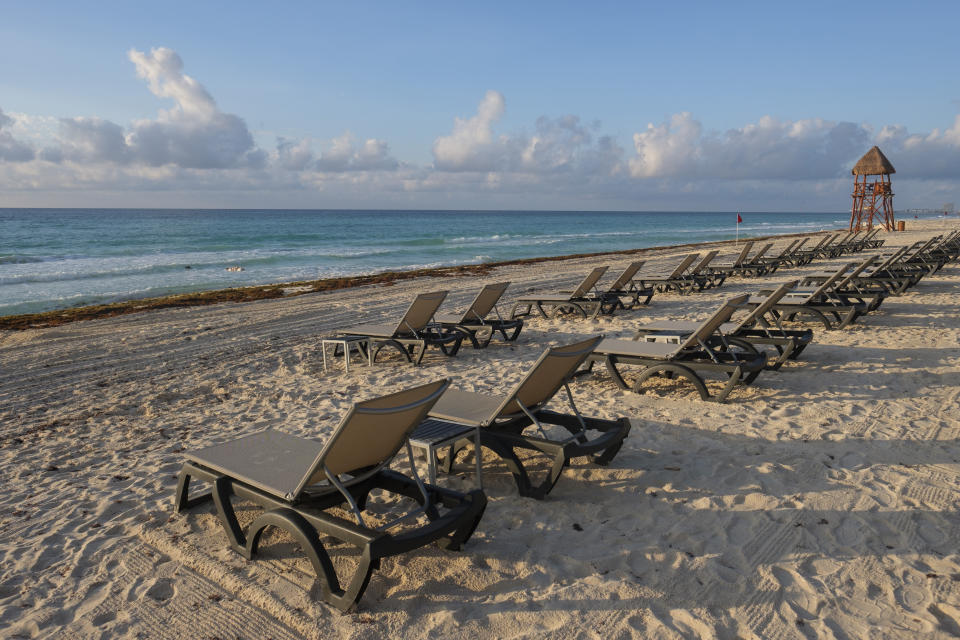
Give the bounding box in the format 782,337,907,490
1,1,958,210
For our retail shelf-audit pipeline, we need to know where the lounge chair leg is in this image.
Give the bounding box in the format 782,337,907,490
211,477,248,555
371,340,414,364
836,308,861,329
442,489,488,551
715,366,742,403
412,341,427,366
498,321,523,342
772,341,796,369
632,364,711,401
246,508,347,605
476,433,540,498
175,467,212,512
602,356,631,390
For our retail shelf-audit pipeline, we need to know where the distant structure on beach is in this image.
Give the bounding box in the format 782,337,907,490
850,146,896,232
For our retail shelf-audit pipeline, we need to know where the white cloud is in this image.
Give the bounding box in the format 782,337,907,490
432,91,625,177
275,137,314,171
45,47,263,169
0,107,35,162
314,132,398,172
57,117,129,163
433,90,507,170
630,112,871,179
874,114,960,178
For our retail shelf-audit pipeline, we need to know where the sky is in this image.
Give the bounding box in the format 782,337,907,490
1,1,959,211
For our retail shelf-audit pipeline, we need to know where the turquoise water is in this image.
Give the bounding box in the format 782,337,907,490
0,208,871,316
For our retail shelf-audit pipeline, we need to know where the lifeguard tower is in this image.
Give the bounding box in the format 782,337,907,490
850,146,895,231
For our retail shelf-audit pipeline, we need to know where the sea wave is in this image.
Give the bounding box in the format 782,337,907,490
0,254,46,265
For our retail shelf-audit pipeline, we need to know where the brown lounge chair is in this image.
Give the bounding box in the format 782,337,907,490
509,266,613,320
708,241,755,278
551,261,655,315
742,262,873,330
336,290,464,365
593,260,656,311
633,281,812,370
581,295,769,402
635,253,702,294
412,336,631,499
434,282,523,348
174,380,487,612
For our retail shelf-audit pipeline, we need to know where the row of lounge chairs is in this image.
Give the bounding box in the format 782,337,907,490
174,230,958,612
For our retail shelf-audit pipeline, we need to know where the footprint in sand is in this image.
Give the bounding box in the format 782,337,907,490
838,451,867,470
772,566,822,620
895,585,928,611
834,517,864,547
725,517,753,546
915,514,948,547
144,578,175,603
801,557,842,578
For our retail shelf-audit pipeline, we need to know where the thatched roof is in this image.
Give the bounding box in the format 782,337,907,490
852,146,895,175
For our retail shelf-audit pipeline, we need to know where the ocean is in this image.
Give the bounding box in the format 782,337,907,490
0,208,902,317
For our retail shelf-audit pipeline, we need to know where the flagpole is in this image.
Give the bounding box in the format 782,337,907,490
736,210,740,246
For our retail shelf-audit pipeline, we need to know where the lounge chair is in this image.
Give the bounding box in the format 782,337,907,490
744,262,872,330
509,266,612,320
413,337,631,499
635,253,702,294
557,261,655,312
685,250,726,289
793,254,887,311
709,241,755,278
755,239,800,273
174,380,487,612
633,281,812,370
861,228,885,249
788,235,832,266
581,295,769,403
597,260,656,310
336,291,464,365
729,242,774,278
434,282,523,348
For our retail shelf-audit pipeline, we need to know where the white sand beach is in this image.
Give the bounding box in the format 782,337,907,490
2,218,960,639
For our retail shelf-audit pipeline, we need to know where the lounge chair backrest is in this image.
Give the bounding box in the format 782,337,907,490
808,235,830,251
571,267,609,297
677,294,750,350
909,236,940,258
792,237,809,252
834,254,879,289
804,262,856,299
458,282,510,322
749,243,773,263
394,290,448,335
730,281,798,331
690,250,719,274
667,253,699,278
774,239,800,258
871,245,909,271
608,261,645,291
730,241,754,266
300,379,450,494
490,336,603,421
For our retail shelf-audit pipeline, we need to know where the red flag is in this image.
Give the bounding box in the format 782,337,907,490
737,213,743,223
